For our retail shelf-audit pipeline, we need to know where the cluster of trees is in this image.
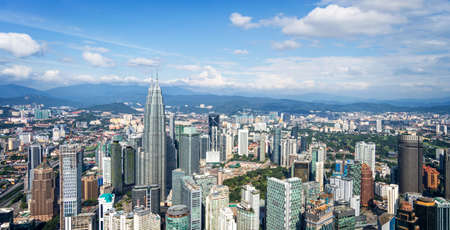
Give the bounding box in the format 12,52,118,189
223,167,288,202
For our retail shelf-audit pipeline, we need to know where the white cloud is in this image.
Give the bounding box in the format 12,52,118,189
40,69,60,81
128,57,160,67
82,51,114,67
173,65,202,71
0,32,41,57
231,4,407,38
233,49,249,55
272,40,301,50
319,0,424,12
83,45,109,53
230,13,259,29
280,5,407,37
0,65,32,79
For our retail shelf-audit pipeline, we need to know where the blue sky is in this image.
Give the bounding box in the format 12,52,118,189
0,0,449,99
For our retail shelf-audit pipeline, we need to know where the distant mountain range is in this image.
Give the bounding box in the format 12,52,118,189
0,84,449,114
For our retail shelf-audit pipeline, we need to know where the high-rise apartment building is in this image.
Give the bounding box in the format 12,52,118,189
238,129,248,156
387,184,399,215
60,144,82,230
102,156,111,185
219,207,236,230
81,175,98,201
205,185,229,230
237,185,259,230
30,161,55,221
398,135,423,194
179,127,200,176
266,177,302,230
355,141,376,178
142,79,166,200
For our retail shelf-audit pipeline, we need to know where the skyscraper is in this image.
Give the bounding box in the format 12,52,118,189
355,141,376,178
60,144,82,230
26,143,43,198
387,184,399,215
238,129,248,156
443,149,450,199
131,184,161,214
208,114,220,151
123,145,136,186
237,185,259,230
172,169,186,206
111,138,123,194
179,127,200,176
166,205,190,230
200,135,210,160
81,175,98,201
142,79,166,200
272,127,281,165
219,207,237,230
181,176,202,230
398,135,423,194
266,177,302,230
360,163,374,207
259,135,266,162
30,161,55,222
206,185,229,230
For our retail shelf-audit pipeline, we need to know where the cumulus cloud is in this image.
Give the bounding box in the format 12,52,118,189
0,65,32,79
319,0,424,12
280,5,407,37
233,49,249,55
0,32,41,57
231,4,407,37
230,13,259,29
82,51,114,67
272,40,301,50
40,69,60,81
128,57,160,67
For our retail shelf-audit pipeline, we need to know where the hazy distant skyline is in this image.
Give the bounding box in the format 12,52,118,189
0,0,449,99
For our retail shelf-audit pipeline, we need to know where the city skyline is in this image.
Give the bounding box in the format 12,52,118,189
0,0,449,99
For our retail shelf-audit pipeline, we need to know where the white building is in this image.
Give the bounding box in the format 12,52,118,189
350,195,360,216
133,208,160,230
99,193,115,230
386,184,399,215
315,161,324,192
206,151,221,164
219,207,236,230
103,157,112,185
240,185,260,229
60,145,82,230
376,119,382,133
355,141,376,177
206,185,229,230
238,129,248,156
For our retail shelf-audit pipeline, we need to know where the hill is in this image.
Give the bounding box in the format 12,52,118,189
84,103,138,114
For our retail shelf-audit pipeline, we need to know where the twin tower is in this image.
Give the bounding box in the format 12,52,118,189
137,79,167,199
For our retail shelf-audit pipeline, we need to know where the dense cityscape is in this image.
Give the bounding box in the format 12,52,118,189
0,79,448,229
1,0,450,229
